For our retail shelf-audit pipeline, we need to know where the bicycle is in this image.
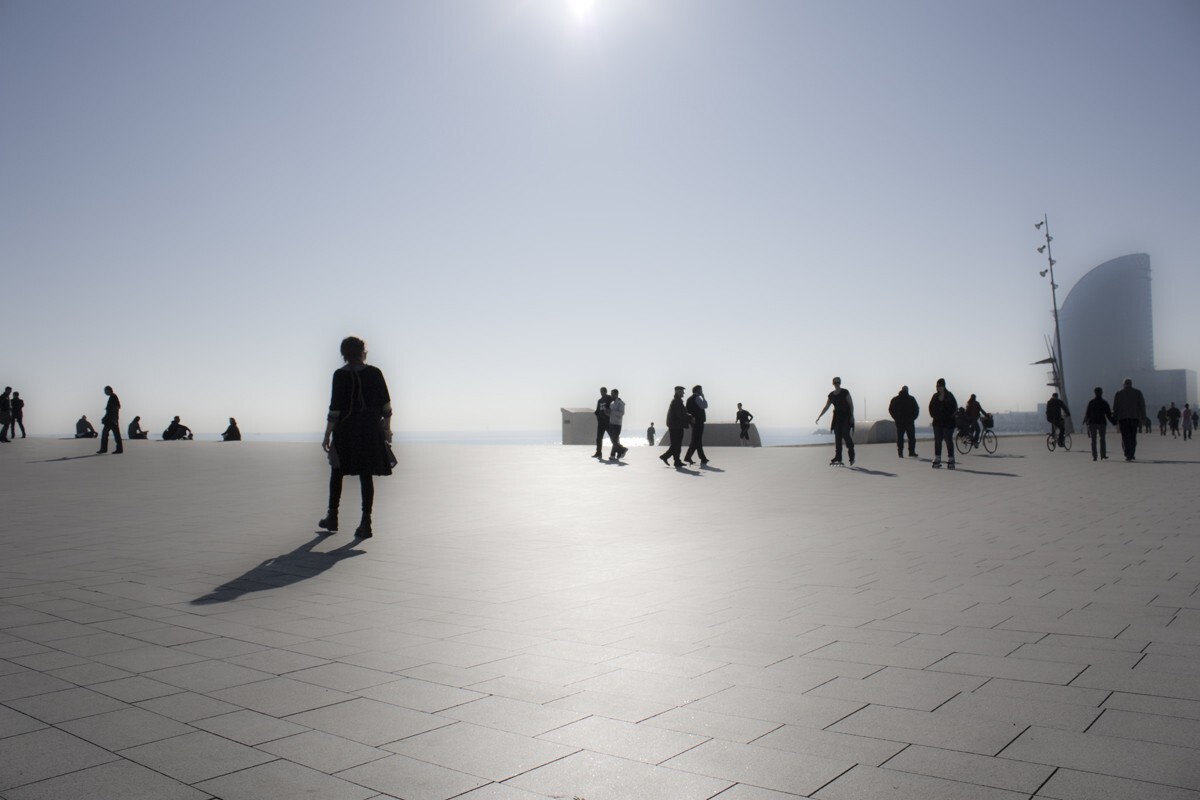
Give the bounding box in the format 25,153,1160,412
956,426,997,455
1046,429,1072,452
955,413,998,455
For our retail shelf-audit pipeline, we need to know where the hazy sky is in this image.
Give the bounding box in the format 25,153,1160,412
2,0,1197,435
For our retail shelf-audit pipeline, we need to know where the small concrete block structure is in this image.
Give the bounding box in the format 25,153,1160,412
561,408,599,446
853,419,896,445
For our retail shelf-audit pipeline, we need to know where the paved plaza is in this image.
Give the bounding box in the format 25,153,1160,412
1,432,1199,799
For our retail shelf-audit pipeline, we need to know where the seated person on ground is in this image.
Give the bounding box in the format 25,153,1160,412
127,416,148,439
75,415,97,438
162,416,194,440
221,417,241,441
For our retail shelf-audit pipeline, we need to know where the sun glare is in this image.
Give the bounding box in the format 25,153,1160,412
568,0,596,24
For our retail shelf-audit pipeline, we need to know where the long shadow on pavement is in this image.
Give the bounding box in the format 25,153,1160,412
849,466,897,477
945,467,1020,477
28,454,106,463
191,535,365,605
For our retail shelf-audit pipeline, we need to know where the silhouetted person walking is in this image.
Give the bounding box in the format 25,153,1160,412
816,377,855,466
10,392,24,438
736,403,753,444
320,336,393,539
659,386,691,468
1167,403,1181,438
97,386,123,454
683,385,709,465
606,389,628,460
1113,377,1146,461
1083,386,1116,461
888,385,919,458
646,422,655,446
929,378,957,469
1184,404,1194,441
128,416,148,439
222,417,241,441
0,386,11,442
1157,406,1168,436
592,387,611,459
75,416,97,438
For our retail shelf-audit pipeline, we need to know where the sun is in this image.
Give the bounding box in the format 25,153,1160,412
567,0,596,24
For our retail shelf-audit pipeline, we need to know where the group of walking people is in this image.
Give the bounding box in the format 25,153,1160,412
1156,403,1194,440
0,387,24,442
591,385,755,469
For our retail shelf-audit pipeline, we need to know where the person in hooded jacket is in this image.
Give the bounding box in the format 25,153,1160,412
888,385,919,458
928,378,958,469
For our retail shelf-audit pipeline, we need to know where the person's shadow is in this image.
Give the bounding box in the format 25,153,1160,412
191,535,365,605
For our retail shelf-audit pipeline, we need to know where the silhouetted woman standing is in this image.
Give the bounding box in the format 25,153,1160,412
320,336,393,538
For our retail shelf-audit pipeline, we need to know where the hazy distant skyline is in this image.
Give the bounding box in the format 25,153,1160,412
3,1,1197,434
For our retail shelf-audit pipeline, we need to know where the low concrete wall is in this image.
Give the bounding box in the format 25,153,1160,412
670,423,761,448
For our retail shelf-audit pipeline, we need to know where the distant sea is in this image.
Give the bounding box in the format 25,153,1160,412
236,428,840,447
31,428,837,446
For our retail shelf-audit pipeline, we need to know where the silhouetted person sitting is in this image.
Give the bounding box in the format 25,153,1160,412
75,415,98,438
128,416,148,439
162,416,193,440
222,417,241,441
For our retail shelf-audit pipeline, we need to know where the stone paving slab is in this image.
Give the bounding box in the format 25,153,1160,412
1,434,1199,798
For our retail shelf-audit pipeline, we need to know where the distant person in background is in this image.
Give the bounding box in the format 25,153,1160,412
928,378,958,469
964,394,987,447
1113,378,1147,461
592,387,611,459
97,385,122,454
75,415,98,438
1157,406,1168,436
816,377,855,467
222,417,241,441
1140,416,1152,434
1167,403,1181,438
1083,387,1116,461
683,385,709,466
9,392,24,438
646,422,655,446
1046,392,1070,448
659,386,691,468
606,390,627,460
1184,404,1194,441
320,336,393,539
736,403,753,444
0,386,11,442
888,385,919,458
128,416,148,439
163,416,193,440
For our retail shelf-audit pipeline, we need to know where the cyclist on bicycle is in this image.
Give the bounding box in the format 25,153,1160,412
965,394,987,447
1046,392,1070,448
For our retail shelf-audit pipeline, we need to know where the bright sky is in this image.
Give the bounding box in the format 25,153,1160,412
2,1,1198,435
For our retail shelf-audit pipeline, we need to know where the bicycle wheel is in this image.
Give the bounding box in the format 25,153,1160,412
1062,432,1072,451
1046,433,1056,452
955,432,972,455
982,429,997,454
